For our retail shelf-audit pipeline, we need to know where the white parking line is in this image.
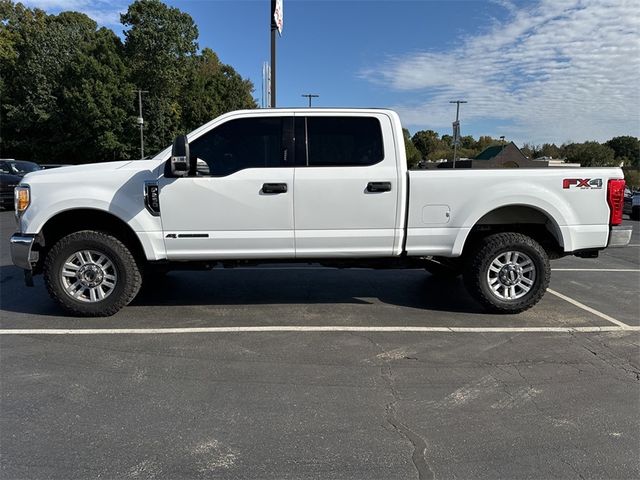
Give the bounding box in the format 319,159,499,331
0,325,638,335
553,268,640,272
177,267,640,272
547,288,632,329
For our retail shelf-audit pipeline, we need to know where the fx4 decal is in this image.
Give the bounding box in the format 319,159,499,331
562,178,603,189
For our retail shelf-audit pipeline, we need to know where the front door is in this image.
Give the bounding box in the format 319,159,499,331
158,115,295,260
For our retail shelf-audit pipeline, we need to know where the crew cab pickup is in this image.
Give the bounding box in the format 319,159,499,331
10,109,632,316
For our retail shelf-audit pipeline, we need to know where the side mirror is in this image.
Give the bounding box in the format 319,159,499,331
170,135,191,177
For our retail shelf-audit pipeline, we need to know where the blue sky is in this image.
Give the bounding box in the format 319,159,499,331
22,0,640,145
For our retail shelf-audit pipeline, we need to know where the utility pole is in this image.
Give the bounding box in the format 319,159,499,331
136,89,149,159
301,94,319,107
449,100,467,168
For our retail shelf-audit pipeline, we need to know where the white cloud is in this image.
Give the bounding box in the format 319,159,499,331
360,0,640,144
21,0,126,27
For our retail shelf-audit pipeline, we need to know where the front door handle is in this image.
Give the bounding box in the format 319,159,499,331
366,181,392,193
262,183,288,194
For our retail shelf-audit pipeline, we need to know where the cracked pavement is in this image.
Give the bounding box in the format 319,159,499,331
1,213,639,479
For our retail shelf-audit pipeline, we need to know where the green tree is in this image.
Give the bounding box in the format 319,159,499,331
460,135,475,149
1,3,121,161
520,143,536,159
539,143,561,159
624,170,640,190
476,135,497,151
54,27,136,162
606,136,640,167
430,149,453,161
403,128,422,168
180,48,256,131
121,0,199,155
564,142,617,167
411,129,439,159
1,0,256,163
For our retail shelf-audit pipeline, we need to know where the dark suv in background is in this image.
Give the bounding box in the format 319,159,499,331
0,159,41,210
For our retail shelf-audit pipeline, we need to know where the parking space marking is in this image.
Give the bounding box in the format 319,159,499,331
1,325,638,335
168,267,640,272
547,288,632,328
553,268,640,272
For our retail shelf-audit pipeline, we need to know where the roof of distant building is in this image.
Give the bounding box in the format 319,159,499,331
475,145,506,160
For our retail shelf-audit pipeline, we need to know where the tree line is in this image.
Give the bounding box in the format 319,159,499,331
403,128,639,171
1,0,638,175
0,0,256,163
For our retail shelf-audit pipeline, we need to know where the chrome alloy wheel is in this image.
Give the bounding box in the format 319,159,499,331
60,250,118,303
486,250,536,301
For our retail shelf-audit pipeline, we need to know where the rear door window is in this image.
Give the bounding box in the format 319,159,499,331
300,117,384,167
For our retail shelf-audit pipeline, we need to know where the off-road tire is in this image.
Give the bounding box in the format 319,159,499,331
463,232,550,314
44,231,142,316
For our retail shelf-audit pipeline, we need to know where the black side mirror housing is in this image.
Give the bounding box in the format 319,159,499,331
170,135,192,177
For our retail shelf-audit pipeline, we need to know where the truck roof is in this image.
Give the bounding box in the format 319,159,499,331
228,107,397,114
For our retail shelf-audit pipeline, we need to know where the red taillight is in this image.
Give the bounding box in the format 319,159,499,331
607,179,625,226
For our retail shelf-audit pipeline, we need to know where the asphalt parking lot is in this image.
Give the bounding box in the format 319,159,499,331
1,210,639,479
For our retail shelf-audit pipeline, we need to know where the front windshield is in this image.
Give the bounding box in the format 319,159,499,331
9,161,41,175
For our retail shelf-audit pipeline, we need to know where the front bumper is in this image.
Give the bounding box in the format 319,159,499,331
10,234,39,270
607,226,632,248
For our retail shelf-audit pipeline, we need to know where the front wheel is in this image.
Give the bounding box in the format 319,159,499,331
464,232,550,314
44,231,142,316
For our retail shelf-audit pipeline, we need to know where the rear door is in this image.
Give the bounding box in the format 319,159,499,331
293,113,400,257
158,115,295,260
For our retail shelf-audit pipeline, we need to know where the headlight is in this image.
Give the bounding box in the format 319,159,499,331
14,185,30,215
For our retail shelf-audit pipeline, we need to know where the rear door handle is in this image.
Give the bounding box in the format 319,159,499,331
366,181,392,193
262,183,288,194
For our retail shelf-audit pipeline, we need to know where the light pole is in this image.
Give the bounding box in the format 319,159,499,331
270,0,277,107
449,100,467,168
301,94,319,107
136,89,148,159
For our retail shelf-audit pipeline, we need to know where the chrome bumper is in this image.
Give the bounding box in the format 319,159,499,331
10,234,39,270
607,226,633,248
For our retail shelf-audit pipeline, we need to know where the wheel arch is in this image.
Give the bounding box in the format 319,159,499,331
38,208,147,269
453,203,568,257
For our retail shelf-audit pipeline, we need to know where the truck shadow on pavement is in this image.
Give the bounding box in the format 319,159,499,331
131,268,484,314
0,265,484,317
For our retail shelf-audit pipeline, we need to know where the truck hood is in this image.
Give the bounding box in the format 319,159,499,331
21,159,163,184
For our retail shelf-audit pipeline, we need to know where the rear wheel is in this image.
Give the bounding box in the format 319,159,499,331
44,231,142,316
632,207,640,221
464,232,550,313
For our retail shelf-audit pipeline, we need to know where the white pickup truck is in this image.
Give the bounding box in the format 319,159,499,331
10,108,631,316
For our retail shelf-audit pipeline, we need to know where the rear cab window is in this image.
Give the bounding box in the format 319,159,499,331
295,116,384,167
